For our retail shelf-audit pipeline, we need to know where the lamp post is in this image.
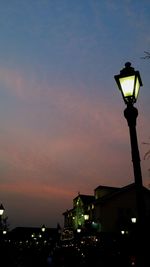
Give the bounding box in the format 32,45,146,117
114,62,145,267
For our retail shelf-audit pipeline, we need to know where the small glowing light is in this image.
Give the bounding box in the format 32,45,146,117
3,230,7,235
0,204,4,215
121,230,125,235
77,229,81,233
131,217,136,223
41,226,46,232
84,214,89,220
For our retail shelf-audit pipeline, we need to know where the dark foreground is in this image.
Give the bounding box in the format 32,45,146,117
0,235,149,267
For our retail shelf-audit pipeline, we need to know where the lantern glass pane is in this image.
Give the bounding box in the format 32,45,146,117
119,75,135,97
135,77,140,99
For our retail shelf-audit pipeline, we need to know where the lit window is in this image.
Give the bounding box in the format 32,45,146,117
84,214,89,220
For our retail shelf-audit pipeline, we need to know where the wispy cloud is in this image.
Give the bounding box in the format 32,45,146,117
0,65,131,198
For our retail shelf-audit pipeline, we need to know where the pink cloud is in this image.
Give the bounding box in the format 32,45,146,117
0,66,135,192
0,181,73,199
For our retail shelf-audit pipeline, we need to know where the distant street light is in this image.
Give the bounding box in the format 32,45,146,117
0,204,4,216
114,62,145,267
41,224,46,232
131,217,136,224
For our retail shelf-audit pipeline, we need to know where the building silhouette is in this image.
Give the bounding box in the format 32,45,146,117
63,183,150,235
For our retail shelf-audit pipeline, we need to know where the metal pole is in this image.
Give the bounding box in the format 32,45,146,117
124,104,145,267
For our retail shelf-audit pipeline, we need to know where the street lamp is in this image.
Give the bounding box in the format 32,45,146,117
114,62,142,105
114,62,145,267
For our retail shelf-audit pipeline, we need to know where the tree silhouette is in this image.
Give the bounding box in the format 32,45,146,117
141,53,150,182
142,139,150,188
142,140,150,160
141,51,150,59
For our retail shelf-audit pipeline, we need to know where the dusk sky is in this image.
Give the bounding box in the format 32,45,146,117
0,1,150,229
